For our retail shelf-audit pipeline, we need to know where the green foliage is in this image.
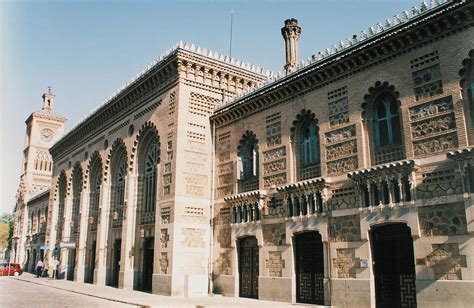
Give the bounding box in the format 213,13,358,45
0,213,12,249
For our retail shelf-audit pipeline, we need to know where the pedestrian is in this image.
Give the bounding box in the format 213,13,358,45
35,260,44,278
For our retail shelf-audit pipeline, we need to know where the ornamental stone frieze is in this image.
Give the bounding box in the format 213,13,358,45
225,190,265,224
276,178,327,218
348,160,416,209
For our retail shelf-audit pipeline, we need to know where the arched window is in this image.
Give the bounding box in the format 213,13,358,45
301,120,320,166
143,139,159,214
237,131,259,193
88,157,102,230
291,110,321,180
56,172,67,242
111,147,127,227
71,165,83,235
138,130,160,225
374,94,401,147
362,82,405,165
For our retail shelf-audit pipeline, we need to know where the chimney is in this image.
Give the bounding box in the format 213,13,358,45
281,18,301,72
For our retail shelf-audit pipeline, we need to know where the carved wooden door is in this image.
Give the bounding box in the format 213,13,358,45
295,232,324,304
239,237,259,298
372,224,417,308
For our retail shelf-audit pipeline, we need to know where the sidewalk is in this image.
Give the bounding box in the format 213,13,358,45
14,273,322,308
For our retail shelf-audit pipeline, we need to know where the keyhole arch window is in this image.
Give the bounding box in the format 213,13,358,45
300,120,320,166
140,136,160,215
362,81,405,165
373,94,401,148
237,131,259,180
291,109,321,180
71,164,83,233
56,172,67,242
113,154,127,213
88,155,103,229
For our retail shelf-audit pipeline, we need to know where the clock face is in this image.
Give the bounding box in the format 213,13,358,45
40,128,54,143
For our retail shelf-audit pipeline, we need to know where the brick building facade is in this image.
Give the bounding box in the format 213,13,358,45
12,0,474,307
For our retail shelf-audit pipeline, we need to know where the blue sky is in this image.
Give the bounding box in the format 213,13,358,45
0,0,421,213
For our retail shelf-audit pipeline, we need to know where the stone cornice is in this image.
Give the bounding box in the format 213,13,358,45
26,110,67,125
50,46,268,162
276,177,325,193
224,190,264,204
447,146,474,161
347,160,416,182
211,0,472,126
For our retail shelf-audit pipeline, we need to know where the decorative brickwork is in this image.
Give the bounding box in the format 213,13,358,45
216,251,232,275
329,215,361,242
160,228,169,248
217,227,231,248
327,185,358,210
332,248,359,278
265,198,286,219
265,251,285,277
426,243,467,280
262,223,286,246
159,252,168,274
418,203,467,236
416,169,463,199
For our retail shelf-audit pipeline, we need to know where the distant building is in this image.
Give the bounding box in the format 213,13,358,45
13,0,474,307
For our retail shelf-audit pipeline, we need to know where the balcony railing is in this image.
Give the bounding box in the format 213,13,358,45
374,144,404,165
299,163,321,181
238,177,259,193
140,211,155,225
111,205,124,228
88,210,100,231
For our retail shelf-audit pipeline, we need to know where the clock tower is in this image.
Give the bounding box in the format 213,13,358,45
19,88,67,197
12,88,67,264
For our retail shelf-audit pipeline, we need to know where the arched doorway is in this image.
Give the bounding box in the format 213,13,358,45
238,237,259,299
371,223,417,307
85,240,96,284
111,239,121,287
142,237,154,292
294,231,324,304
67,248,76,281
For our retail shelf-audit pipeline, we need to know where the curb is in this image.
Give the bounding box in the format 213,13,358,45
15,277,148,307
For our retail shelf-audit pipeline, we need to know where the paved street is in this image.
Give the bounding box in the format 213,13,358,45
0,276,136,308
0,273,318,308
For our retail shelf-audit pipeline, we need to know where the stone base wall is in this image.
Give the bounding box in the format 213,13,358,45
331,279,371,308
416,280,474,308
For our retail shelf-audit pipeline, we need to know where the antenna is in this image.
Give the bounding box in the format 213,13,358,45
229,9,234,58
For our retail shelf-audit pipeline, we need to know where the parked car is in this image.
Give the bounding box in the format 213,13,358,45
0,263,23,276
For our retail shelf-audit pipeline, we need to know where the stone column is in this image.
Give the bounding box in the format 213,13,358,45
75,190,90,283
284,195,291,218
59,196,73,278
398,176,405,203
94,183,110,285
290,194,297,217
367,180,374,207
386,176,394,205
305,194,311,216
321,188,329,213
120,174,137,290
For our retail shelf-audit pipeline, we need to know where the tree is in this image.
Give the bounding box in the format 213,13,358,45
0,213,13,249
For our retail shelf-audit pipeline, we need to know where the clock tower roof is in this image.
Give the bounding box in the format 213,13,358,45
26,87,67,124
